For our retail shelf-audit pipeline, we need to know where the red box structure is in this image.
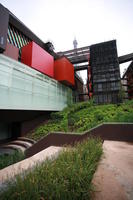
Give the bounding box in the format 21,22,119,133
54,57,75,86
3,42,19,60
21,41,54,78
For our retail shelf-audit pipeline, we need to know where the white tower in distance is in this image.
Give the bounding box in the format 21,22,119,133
73,37,78,49
73,38,81,77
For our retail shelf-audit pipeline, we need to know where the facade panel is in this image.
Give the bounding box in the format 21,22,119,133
122,61,133,100
21,41,54,78
90,40,121,104
54,57,75,86
0,54,73,111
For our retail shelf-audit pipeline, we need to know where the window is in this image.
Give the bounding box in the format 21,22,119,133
103,94,107,103
98,84,102,91
98,95,103,103
107,94,111,103
94,95,98,103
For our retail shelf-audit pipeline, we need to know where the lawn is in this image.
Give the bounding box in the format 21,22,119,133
0,138,102,200
27,100,133,141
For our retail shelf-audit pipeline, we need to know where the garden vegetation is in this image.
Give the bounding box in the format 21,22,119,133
0,138,102,200
0,151,24,170
28,100,133,141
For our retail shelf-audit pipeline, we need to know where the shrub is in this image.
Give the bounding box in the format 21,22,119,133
28,100,133,140
0,151,25,170
0,138,102,200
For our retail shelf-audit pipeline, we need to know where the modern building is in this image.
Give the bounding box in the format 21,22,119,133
0,4,74,142
74,73,84,102
90,40,121,104
0,3,133,143
122,61,133,100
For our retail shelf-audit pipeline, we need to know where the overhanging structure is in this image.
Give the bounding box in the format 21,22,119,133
57,46,133,70
0,3,58,58
58,45,90,64
0,54,72,111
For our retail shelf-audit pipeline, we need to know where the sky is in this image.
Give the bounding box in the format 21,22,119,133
0,0,133,80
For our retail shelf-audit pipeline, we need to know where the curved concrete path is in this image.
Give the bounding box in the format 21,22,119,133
92,141,133,200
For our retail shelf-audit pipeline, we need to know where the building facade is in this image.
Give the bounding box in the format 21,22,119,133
122,61,133,100
90,40,121,104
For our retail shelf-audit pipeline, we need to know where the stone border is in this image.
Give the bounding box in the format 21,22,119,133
0,146,63,186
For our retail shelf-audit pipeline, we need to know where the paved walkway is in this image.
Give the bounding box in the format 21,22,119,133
92,140,133,200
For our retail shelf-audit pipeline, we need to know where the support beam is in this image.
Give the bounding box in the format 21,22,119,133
74,64,89,71
118,53,133,64
57,45,90,55
57,46,90,64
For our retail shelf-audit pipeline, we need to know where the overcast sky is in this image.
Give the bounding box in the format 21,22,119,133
0,0,133,78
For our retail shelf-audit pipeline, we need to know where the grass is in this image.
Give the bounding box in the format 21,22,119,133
27,100,133,141
0,151,25,170
0,138,102,200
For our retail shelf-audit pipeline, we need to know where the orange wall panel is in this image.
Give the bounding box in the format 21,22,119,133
54,57,75,86
21,41,54,78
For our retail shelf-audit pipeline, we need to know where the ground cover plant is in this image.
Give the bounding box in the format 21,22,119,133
0,138,102,200
0,151,25,170
28,100,133,141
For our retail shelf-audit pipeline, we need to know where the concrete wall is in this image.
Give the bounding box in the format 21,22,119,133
26,123,133,157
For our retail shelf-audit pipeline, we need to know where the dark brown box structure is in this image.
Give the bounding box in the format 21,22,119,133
90,40,121,104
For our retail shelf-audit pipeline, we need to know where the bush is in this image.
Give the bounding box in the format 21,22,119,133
0,151,25,170
0,138,102,200
28,100,133,140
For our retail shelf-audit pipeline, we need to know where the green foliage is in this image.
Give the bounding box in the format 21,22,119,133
0,151,25,170
28,121,63,141
28,100,133,140
0,138,102,200
118,86,126,102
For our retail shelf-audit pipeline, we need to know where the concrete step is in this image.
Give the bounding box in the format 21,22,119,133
2,144,26,152
17,137,35,145
9,140,32,149
0,137,35,155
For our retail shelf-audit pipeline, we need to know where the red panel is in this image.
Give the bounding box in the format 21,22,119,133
21,41,54,78
89,92,93,97
54,57,75,86
3,42,19,60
